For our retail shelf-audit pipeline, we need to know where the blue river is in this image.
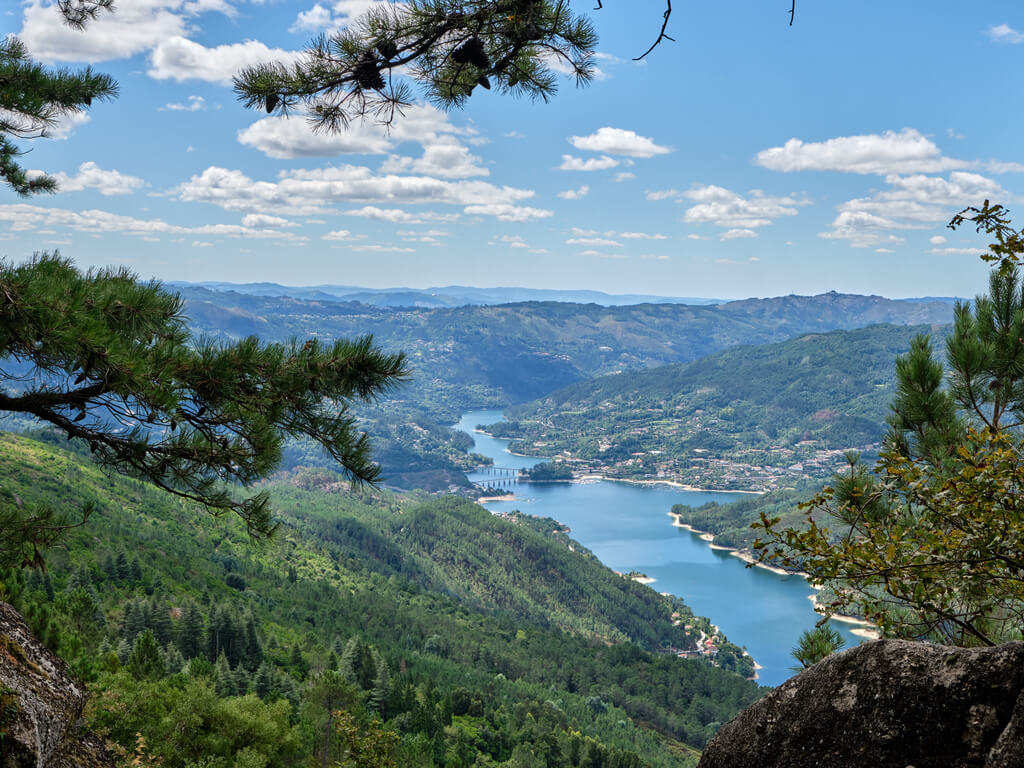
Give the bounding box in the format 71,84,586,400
455,409,866,687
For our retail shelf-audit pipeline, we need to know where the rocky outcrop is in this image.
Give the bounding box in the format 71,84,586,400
699,639,1024,768
0,600,113,768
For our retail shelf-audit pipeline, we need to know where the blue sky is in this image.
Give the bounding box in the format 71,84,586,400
4,0,1024,299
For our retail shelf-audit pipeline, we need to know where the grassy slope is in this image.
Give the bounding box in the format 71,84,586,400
0,432,764,763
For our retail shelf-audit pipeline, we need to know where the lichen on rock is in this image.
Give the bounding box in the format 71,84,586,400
0,600,113,768
698,639,1024,768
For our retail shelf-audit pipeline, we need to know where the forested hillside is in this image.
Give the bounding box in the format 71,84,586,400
491,324,949,490
0,431,762,767
175,288,952,491
180,288,952,409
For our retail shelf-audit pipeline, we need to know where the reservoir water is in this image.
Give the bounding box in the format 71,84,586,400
455,409,865,688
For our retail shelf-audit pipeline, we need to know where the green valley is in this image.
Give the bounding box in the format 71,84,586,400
0,430,762,767
489,324,948,491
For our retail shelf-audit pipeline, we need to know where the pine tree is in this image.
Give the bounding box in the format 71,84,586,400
115,551,130,583
367,652,390,717
0,36,116,195
0,254,407,568
147,598,173,646
242,612,262,671
790,625,845,671
121,600,147,644
127,629,165,681
214,652,235,697
757,224,1024,646
178,600,205,659
235,1,599,131
163,643,185,675
253,661,275,699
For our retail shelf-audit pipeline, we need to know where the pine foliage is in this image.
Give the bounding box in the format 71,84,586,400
0,37,117,195
234,0,598,130
0,253,408,565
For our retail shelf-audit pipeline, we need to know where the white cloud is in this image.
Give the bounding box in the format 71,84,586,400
682,185,808,229
930,246,981,255
19,0,188,63
238,106,476,159
160,95,207,112
149,37,303,84
241,213,297,228
686,234,709,240
569,127,671,158
379,139,488,179
619,231,668,240
322,229,352,241
351,244,416,253
930,235,947,245
344,206,460,223
46,111,91,140
756,128,965,175
567,237,621,247
173,164,537,219
614,172,636,183
558,155,620,172
45,162,145,196
397,229,449,237
289,1,393,33
982,160,1024,173
988,24,1024,44
821,172,1006,246
720,229,758,240
191,240,214,247
818,211,907,248
463,204,553,222
875,248,895,253
645,189,681,201
0,202,309,241
290,3,336,32
239,116,393,158
557,185,590,200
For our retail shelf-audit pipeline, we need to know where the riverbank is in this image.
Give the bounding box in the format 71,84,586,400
670,511,881,639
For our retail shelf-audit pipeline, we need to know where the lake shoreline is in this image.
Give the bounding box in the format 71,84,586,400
669,512,881,639
471,426,766,495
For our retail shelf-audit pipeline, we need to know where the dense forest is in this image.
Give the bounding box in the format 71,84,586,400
490,324,949,490
0,429,762,767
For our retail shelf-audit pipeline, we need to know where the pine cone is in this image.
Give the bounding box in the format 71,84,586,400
354,53,385,91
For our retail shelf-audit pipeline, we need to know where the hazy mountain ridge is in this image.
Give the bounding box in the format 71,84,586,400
170,281,724,308
178,287,953,410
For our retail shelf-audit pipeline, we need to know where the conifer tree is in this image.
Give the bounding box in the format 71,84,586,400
756,209,1024,646
235,0,599,131
253,661,275,699
0,254,407,568
178,600,205,659
214,652,235,697
0,36,116,195
127,629,165,681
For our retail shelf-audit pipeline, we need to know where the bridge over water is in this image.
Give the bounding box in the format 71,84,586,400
476,465,523,488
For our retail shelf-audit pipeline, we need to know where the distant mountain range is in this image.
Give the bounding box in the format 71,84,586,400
177,286,955,410
168,281,726,308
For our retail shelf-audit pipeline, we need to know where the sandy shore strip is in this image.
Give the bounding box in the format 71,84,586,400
630,575,656,585
601,475,764,494
477,494,516,503
670,511,883,638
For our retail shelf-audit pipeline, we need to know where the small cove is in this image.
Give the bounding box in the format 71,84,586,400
455,408,865,688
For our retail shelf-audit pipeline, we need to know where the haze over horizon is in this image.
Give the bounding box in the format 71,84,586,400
3,1,1023,300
